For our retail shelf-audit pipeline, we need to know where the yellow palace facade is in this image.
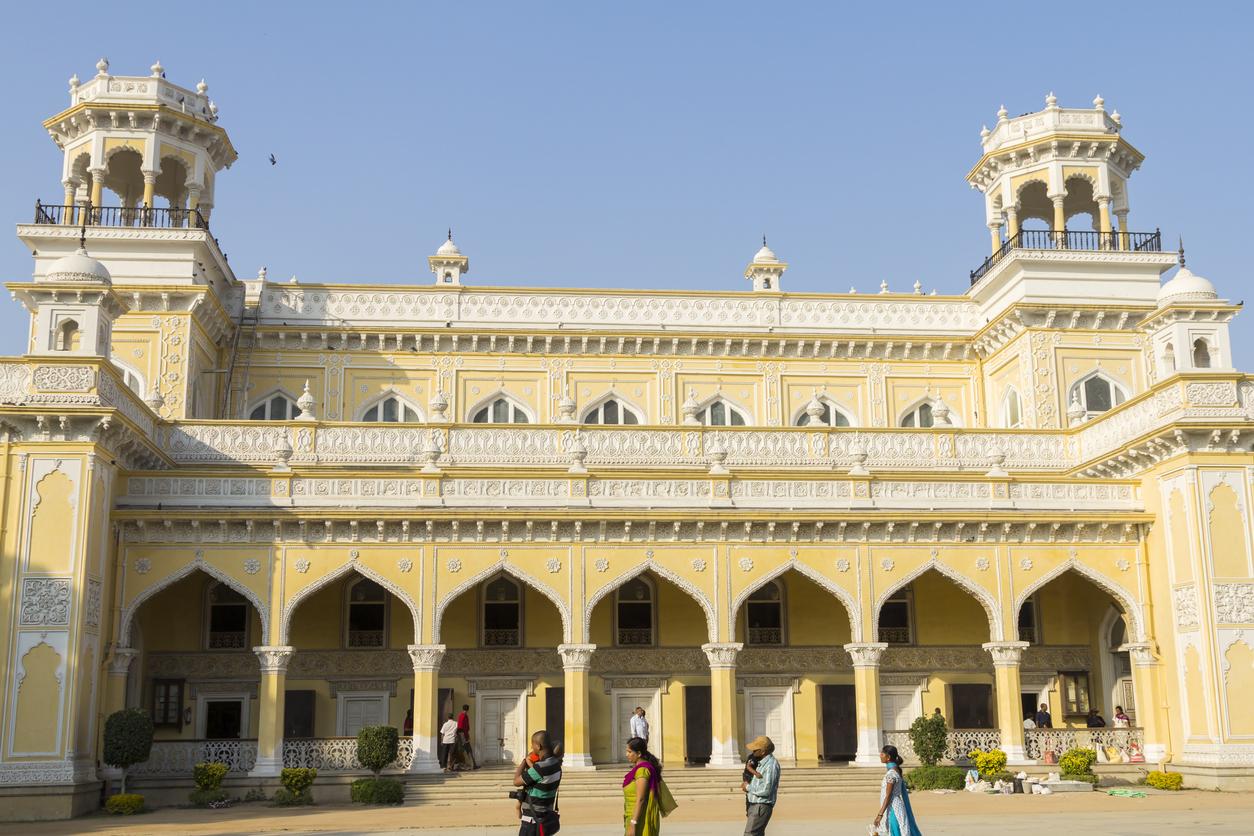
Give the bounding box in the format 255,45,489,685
1,64,1252,819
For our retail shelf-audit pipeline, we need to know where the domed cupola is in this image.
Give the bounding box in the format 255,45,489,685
1156,248,1217,307
429,230,469,286
41,244,112,286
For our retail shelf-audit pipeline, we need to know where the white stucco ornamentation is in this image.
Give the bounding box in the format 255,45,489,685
397,558,413,573
294,559,311,574
975,557,990,571
594,558,609,573
134,558,151,574
691,558,707,572
447,558,462,573
738,557,754,572
546,558,562,574
835,558,850,573
1214,583,1254,624
1019,558,1034,571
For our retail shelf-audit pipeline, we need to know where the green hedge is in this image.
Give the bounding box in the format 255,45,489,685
1061,771,1100,785
194,761,229,791
105,793,145,815
907,714,948,766
966,748,1008,779
905,765,966,791
350,777,405,804
273,787,314,806
1059,747,1098,776
189,788,229,807
356,726,399,777
274,767,317,805
1145,771,1183,791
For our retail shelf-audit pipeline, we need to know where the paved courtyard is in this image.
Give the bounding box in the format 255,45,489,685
4,790,1252,835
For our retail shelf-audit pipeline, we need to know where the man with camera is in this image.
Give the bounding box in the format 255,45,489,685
512,729,563,836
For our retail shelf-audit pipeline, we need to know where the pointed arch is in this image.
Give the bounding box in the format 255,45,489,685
693,393,751,426
1068,369,1128,417
110,357,147,399
1013,558,1145,643
873,558,1001,641
467,391,534,424
580,391,646,425
729,559,862,643
120,559,270,647
280,559,420,645
434,559,570,643
791,397,856,428
357,388,424,423
583,558,716,644
248,387,299,421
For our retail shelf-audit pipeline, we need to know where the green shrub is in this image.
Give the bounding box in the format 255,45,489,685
350,777,405,804
905,765,966,791
1059,747,1098,776
105,793,145,815
280,767,317,796
274,767,317,805
272,787,314,806
1146,770,1183,791
103,709,154,794
189,788,228,807
193,761,229,791
1060,771,1100,785
966,748,1008,779
356,725,400,778
243,787,268,802
908,713,948,766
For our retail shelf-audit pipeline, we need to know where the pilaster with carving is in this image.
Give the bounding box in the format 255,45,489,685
250,646,295,776
407,644,446,774
558,644,596,768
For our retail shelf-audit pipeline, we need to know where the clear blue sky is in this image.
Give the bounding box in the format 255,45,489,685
2,2,1251,367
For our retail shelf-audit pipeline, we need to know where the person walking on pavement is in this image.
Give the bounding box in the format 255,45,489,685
742,735,780,836
438,712,458,771
630,706,650,746
457,703,480,769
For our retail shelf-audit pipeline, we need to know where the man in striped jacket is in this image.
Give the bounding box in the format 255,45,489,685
514,730,562,836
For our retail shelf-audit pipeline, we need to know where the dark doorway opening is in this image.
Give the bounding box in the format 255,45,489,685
546,687,565,750
205,700,243,739
951,684,994,728
819,684,857,761
284,690,315,738
684,685,712,764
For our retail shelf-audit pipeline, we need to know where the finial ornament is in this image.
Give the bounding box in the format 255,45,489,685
1178,236,1185,268
68,73,79,90
150,60,163,78
78,219,88,251
762,234,767,247
96,57,109,76
996,104,1008,121
1093,94,1105,111
1045,91,1057,107
448,228,453,241
197,79,208,94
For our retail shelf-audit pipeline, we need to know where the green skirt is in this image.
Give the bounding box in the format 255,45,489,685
623,779,661,836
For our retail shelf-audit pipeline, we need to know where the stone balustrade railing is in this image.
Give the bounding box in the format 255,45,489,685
882,729,1002,764
1023,727,1144,761
128,739,258,777
281,736,413,773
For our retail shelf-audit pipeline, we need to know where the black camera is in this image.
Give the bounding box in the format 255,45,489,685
508,789,527,801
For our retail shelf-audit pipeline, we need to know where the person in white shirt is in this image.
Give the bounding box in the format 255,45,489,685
439,713,459,771
629,706,649,743
1023,715,1036,730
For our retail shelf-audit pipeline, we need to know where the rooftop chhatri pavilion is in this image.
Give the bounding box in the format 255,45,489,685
0,62,1251,821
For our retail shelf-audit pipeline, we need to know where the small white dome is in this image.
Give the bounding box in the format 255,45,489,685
1157,266,1217,306
753,244,778,263
436,237,462,257
42,247,111,285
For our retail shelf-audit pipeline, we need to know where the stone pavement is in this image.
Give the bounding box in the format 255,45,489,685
3,790,1252,834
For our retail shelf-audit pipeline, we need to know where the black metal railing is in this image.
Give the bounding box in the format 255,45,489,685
32,201,209,231
970,228,1163,284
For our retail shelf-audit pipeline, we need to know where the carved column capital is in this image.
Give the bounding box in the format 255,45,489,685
407,643,446,672
843,642,889,668
557,643,596,671
253,645,295,674
1120,642,1158,667
982,641,1030,667
701,642,743,669
106,646,140,676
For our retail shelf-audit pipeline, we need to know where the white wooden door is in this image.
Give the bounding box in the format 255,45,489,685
479,695,521,764
612,690,659,761
343,696,385,736
881,691,919,731
746,689,794,759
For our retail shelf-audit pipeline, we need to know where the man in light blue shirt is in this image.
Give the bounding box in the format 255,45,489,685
742,735,780,835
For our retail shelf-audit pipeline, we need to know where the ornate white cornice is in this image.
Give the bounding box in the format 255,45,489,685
982,641,1030,667
557,643,596,671
407,643,446,672
253,645,295,674
701,642,743,669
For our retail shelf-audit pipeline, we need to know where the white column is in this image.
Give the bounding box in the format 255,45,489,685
702,642,744,768
844,642,888,765
249,646,295,777
407,644,446,774
557,644,596,770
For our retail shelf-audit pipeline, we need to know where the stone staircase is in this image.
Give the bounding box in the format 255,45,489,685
403,763,886,805
402,762,1149,805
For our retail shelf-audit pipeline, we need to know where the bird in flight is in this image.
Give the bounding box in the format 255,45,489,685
269,154,277,166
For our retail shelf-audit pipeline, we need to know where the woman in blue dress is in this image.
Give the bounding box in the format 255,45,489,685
873,744,923,836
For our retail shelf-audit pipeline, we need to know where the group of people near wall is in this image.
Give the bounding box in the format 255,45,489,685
505,704,923,836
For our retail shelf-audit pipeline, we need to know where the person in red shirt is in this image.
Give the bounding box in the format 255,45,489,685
456,704,480,769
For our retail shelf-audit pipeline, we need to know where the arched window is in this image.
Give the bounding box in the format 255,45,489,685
1018,594,1040,645
1002,387,1022,429
1163,342,1176,372
878,586,913,644
111,360,146,399
361,393,421,423
206,582,249,650
249,391,297,421
583,398,642,425
345,578,388,648
900,402,934,428
616,577,654,646
794,398,852,428
1192,339,1212,369
56,319,80,352
472,396,530,424
698,398,747,426
1069,372,1127,417
483,576,521,646
746,581,784,646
